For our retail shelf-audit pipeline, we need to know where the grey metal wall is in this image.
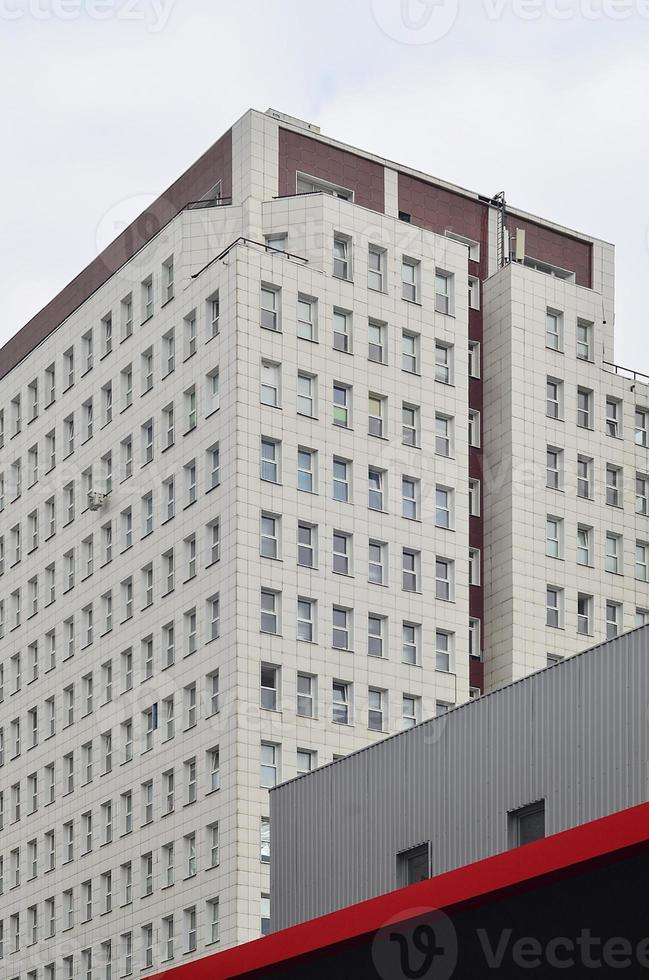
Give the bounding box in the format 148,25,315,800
270,627,649,930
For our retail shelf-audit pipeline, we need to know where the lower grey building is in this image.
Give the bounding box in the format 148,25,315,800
270,626,649,931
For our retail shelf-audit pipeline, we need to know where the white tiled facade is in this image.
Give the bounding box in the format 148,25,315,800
0,108,646,975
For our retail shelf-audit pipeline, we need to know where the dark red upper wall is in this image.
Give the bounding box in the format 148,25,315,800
278,128,385,212
0,128,232,382
398,172,489,277
506,214,592,288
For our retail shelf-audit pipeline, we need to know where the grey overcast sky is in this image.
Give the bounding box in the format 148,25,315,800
1,0,648,367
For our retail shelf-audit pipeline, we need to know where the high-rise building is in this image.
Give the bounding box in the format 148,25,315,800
0,106,646,972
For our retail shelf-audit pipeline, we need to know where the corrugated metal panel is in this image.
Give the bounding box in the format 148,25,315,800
271,627,649,929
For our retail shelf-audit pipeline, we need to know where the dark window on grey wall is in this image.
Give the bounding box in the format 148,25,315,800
398,843,430,886
398,211,411,223
508,801,546,847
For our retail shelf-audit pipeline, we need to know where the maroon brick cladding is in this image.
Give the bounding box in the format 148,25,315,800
506,215,592,288
278,129,385,212
0,129,233,382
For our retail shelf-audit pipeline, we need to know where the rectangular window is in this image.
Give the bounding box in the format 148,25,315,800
367,614,385,658
435,414,452,457
546,517,562,558
333,457,350,502
333,236,350,279
546,586,563,628
636,542,648,582
577,319,592,360
577,592,592,635
546,378,562,419
509,801,546,847
402,330,419,373
636,408,648,447
368,540,386,585
368,688,385,731
577,387,593,429
297,597,315,642
577,525,592,566
332,606,351,650
261,665,279,710
402,476,419,520
297,673,315,718
606,532,622,574
435,342,452,384
403,403,419,446
637,474,648,515
260,513,279,559
368,245,385,291
401,257,418,302
577,455,592,499
402,549,419,592
435,269,453,314
546,447,562,490
261,438,280,483
332,681,350,724
368,466,384,511
297,373,316,417
436,630,452,672
260,742,279,787
333,383,350,427
260,285,280,331
332,531,350,574
606,601,622,639
546,309,562,351
260,589,279,634
368,318,385,363
260,360,280,407
368,393,385,437
468,340,480,378
298,447,315,492
333,308,351,352
297,295,316,341
606,465,622,507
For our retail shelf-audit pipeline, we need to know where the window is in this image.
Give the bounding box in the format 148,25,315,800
297,597,315,641
577,387,593,428
402,402,419,446
434,341,452,384
469,478,480,517
435,270,453,313
368,688,385,731
121,293,133,339
333,236,350,279
577,525,592,566
260,742,278,787
577,455,592,499
605,532,622,574
184,385,197,431
509,801,546,846
402,476,419,519
402,695,420,729
332,681,350,724
261,589,279,634
468,276,480,309
261,285,280,331
332,531,351,574
546,378,562,419
436,630,452,672
141,419,154,464
546,309,562,350
577,319,592,360
208,748,220,792
546,447,562,490
402,623,420,664
606,397,622,437
297,522,315,567
207,443,220,489
637,608,649,627
606,601,622,639
402,330,419,373
637,474,648,515
636,408,648,447
332,606,351,650
260,360,280,407
636,542,649,582
297,673,315,718
365,318,386,364
261,437,280,483
435,558,453,600
546,586,563,628
260,513,279,559
546,517,562,558
402,549,419,592
333,308,351,352
297,295,316,341
469,617,481,658
368,393,385,437
333,383,350,427
435,486,452,528
333,458,350,502
183,312,197,359
261,665,279,710
141,346,154,391
185,906,197,953
435,414,452,457
297,372,316,417
399,844,430,886
298,447,315,492
368,245,385,290
368,540,386,585
469,548,481,585
367,614,385,657
297,172,353,199
368,466,384,510
401,257,418,302
469,340,480,378
606,464,622,507
261,894,271,937
468,409,480,447
208,291,220,338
